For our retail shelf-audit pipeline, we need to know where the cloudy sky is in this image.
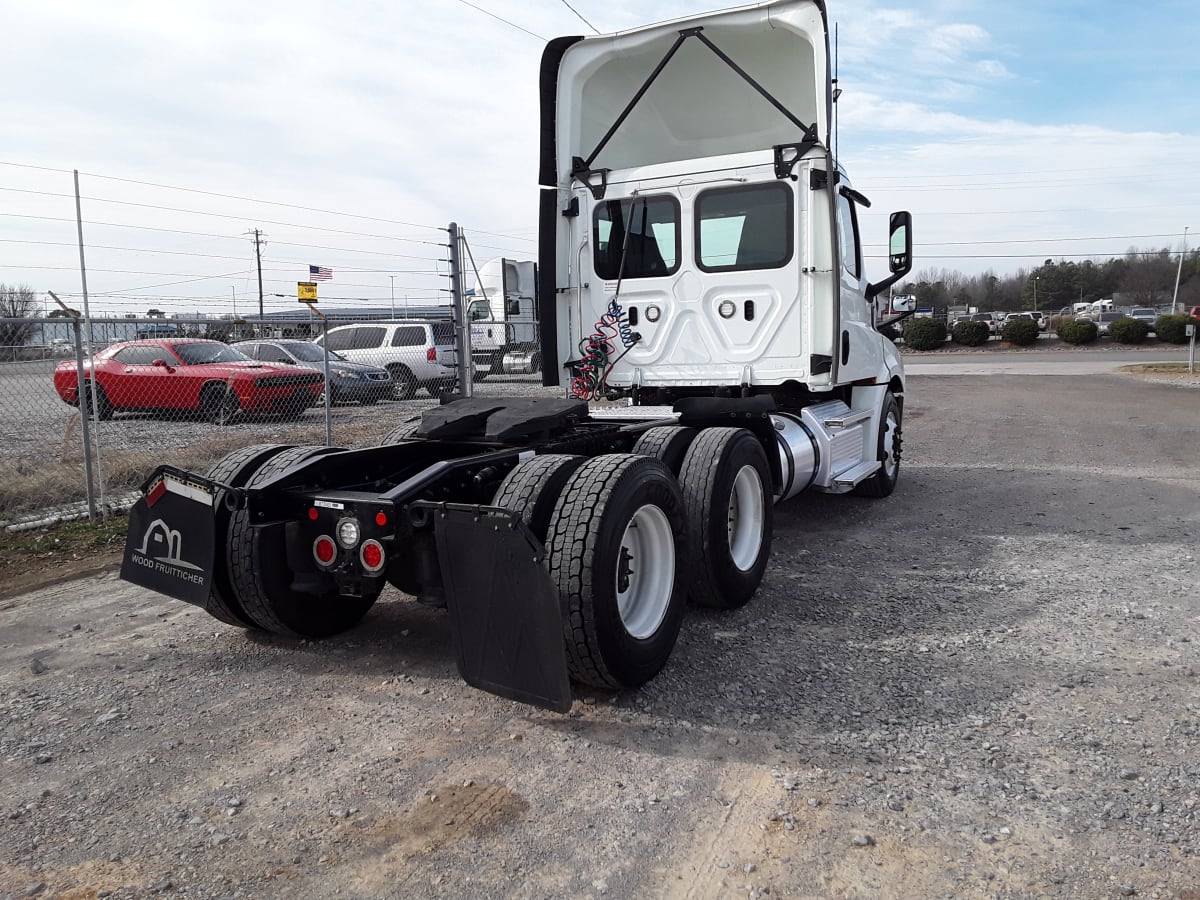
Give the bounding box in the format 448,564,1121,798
2,0,1197,316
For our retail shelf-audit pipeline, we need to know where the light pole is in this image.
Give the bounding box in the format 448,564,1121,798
388,276,396,318
1171,226,1189,313
1033,275,1038,313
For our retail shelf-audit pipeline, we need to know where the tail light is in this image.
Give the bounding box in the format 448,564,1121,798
359,539,386,573
426,347,437,361
313,535,337,566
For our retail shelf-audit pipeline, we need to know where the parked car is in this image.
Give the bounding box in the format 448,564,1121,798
234,339,393,405
52,338,323,424
965,312,997,334
312,321,458,399
1129,308,1157,333
1188,305,1200,320
1094,311,1125,336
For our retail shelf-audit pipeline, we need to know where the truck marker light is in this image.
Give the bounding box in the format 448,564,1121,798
375,511,388,527
308,507,319,521
313,536,337,565
336,518,361,548
360,540,385,573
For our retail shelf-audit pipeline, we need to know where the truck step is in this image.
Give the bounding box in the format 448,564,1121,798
823,407,873,429
833,459,882,488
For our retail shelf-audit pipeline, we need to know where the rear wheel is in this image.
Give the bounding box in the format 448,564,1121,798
631,425,697,476
81,382,113,421
228,445,381,638
378,418,423,445
387,364,418,401
544,454,687,690
201,383,240,425
206,444,296,628
854,392,902,498
492,454,586,542
678,428,773,610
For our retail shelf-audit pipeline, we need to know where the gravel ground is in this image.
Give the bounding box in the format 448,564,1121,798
2,372,1199,899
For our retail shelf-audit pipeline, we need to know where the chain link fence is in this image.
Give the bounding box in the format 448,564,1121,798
0,228,560,528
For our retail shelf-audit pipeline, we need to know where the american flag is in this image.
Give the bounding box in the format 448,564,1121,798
309,265,332,281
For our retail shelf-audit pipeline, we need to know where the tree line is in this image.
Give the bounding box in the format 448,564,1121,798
898,247,1200,314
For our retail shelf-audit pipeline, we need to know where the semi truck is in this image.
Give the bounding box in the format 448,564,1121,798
466,257,541,379
120,0,913,712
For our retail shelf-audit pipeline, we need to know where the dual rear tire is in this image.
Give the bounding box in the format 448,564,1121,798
493,427,775,691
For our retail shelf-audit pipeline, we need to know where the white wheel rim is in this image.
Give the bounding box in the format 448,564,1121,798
615,504,675,640
727,465,765,571
882,412,900,478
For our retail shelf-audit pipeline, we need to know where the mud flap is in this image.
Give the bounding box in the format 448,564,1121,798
425,503,572,712
120,468,219,607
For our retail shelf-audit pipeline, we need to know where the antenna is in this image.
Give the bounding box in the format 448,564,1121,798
832,23,840,162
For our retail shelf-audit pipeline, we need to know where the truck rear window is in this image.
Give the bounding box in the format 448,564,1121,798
593,196,680,280
696,182,793,272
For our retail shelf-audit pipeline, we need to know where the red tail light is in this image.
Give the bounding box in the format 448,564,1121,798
360,540,385,573
313,536,337,566
426,347,437,361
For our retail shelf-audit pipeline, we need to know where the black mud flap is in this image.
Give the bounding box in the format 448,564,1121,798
424,502,572,713
120,467,220,607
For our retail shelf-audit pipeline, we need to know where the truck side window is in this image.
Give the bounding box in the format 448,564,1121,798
696,182,793,272
593,196,680,279
837,192,861,279
467,300,490,321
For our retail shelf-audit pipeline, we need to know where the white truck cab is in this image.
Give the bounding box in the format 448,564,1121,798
537,0,911,406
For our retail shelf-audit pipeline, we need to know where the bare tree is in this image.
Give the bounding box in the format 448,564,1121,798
0,283,39,361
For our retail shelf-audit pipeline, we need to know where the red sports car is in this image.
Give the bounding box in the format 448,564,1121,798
53,338,324,424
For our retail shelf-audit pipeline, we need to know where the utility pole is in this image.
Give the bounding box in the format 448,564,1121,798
389,275,396,318
250,228,266,324
1171,226,1189,314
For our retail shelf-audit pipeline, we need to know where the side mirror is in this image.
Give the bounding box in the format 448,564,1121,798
888,211,912,274
891,295,914,312
866,211,913,301
153,358,169,367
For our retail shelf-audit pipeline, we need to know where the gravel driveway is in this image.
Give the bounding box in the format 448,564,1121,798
2,372,1198,899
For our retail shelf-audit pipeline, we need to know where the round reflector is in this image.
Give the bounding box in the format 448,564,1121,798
313,536,337,565
375,511,388,527
308,507,319,521
360,540,385,573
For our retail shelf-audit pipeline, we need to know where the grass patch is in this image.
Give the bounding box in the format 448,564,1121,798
0,513,128,573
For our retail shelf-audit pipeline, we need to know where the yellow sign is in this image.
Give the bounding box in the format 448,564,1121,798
298,281,318,303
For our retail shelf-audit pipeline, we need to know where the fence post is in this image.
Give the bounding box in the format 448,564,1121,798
447,223,473,398
321,316,333,446
69,316,98,521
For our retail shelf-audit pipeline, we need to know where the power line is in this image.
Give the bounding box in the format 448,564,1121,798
454,0,545,40
559,0,600,34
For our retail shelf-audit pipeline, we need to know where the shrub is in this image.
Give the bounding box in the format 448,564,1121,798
1108,316,1149,344
902,317,947,350
1057,319,1098,345
951,320,990,346
1154,313,1198,345
1000,318,1040,345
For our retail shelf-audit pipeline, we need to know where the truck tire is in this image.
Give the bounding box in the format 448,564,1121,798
854,392,902,498
205,444,296,628
631,425,697,476
378,418,423,445
678,428,773,610
544,454,687,690
491,454,586,542
228,445,382,638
